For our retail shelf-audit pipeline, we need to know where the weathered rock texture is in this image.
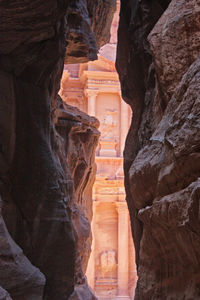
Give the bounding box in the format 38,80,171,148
0,1,114,299
65,0,116,63
55,100,100,294
0,197,45,300
116,0,200,299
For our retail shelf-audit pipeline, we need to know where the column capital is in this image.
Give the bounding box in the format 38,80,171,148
116,202,128,213
85,89,98,116
84,89,98,98
117,200,129,296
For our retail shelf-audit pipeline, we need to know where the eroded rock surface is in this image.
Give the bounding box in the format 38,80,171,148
116,0,200,299
55,100,100,293
0,197,45,300
65,0,116,63
0,1,112,299
149,0,200,106
130,57,200,299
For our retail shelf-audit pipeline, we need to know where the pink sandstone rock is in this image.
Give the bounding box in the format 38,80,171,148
148,0,200,106
55,99,100,288
65,0,116,64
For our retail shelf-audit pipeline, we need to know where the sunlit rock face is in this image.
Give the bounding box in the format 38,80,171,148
0,1,115,299
116,0,200,299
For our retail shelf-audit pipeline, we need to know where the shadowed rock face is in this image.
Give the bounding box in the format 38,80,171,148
0,197,45,300
116,0,200,299
0,1,114,299
0,287,12,300
65,0,116,63
55,100,99,299
87,0,116,49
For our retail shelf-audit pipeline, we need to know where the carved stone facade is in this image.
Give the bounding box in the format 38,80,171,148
59,2,137,298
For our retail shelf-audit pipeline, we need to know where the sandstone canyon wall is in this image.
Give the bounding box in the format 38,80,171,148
0,1,115,299
116,0,200,299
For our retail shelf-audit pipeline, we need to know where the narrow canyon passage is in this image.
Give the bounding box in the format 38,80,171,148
59,3,137,298
0,0,199,299
60,61,136,299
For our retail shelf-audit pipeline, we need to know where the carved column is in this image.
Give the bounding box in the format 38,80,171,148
85,89,98,117
86,201,97,291
116,202,130,299
120,94,130,156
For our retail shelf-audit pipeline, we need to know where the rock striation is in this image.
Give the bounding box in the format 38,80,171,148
55,99,100,298
0,1,114,299
116,0,200,299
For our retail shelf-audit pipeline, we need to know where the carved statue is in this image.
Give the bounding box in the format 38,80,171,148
100,250,117,275
100,110,118,141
